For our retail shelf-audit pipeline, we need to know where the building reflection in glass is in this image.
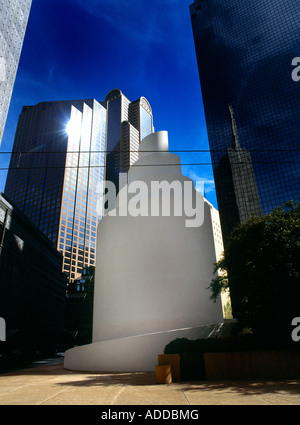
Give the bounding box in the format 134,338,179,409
190,0,300,241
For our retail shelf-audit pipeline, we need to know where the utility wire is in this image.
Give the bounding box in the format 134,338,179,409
0,161,299,171
0,149,299,155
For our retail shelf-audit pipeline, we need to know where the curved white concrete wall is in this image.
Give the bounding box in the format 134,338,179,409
93,204,222,342
139,131,169,158
65,324,228,372
93,130,223,342
65,131,224,372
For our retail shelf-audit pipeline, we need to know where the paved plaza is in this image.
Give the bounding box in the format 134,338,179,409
0,360,300,405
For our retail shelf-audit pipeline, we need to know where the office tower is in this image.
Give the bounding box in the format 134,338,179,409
190,0,300,243
0,0,32,145
4,90,153,282
104,89,154,196
66,266,95,346
0,192,66,346
214,105,262,241
5,99,106,283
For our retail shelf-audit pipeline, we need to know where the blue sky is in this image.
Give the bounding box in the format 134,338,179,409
0,0,218,208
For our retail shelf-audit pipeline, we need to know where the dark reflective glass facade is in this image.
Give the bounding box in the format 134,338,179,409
190,0,300,242
106,97,122,152
140,105,152,141
4,99,106,283
4,90,153,282
0,193,67,342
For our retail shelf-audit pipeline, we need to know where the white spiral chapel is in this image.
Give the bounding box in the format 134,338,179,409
64,131,225,372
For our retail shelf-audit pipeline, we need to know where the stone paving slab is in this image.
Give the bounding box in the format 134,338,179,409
0,362,300,405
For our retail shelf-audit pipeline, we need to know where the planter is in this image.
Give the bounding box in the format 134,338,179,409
180,352,206,381
158,354,181,382
155,364,172,384
204,350,300,380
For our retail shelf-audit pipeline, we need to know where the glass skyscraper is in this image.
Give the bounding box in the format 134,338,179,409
190,0,300,243
104,89,153,197
5,99,106,283
4,90,154,283
0,0,32,145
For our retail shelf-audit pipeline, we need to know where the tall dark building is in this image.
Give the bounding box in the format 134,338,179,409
190,0,300,243
66,266,95,346
4,99,106,283
214,105,261,241
4,90,154,282
0,192,67,351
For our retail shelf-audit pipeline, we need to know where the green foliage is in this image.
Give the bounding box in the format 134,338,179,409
223,301,233,319
209,201,300,343
164,338,202,354
163,334,284,355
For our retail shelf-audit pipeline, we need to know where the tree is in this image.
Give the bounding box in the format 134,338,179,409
209,201,300,345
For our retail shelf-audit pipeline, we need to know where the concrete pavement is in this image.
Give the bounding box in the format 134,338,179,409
0,361,300,405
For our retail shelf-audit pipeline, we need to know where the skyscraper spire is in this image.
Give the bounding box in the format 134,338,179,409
228,104,241,150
